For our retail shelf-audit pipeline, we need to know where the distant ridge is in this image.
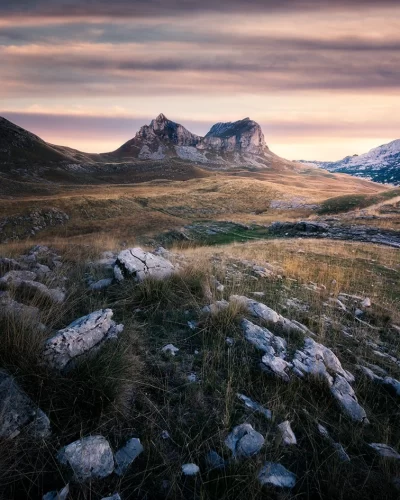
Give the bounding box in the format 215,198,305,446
300,139,400,185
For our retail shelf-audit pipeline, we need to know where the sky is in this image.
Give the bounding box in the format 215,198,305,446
1,0,399,160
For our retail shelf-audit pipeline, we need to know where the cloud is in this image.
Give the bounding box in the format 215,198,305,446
1,0,399,18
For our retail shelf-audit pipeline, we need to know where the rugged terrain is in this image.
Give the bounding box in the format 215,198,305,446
0,114,399,500
301,139,400,185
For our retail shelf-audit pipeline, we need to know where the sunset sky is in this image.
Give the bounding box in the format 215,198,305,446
1,1,399,160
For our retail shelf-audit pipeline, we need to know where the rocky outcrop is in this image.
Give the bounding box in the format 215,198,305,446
42,309,123,371
0,370,50,439
57,436,114,482
110,114,275,166
114,247,175,282
269,221,400,249
202,118,268,155
0,209,69,243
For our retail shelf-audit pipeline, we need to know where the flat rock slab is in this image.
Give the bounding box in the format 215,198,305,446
114,247,174,282
0,370,50,439
258,462,297,489
114,438,144,476
42,309,123,371
57,435,114,482
225,423,264,458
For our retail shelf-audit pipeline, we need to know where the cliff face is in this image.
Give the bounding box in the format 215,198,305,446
202,118,268,155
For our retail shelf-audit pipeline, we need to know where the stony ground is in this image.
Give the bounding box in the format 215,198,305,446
0,237,399,500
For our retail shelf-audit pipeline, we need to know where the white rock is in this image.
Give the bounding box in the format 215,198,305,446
101,495,121,500
181,463,200,475
369,443,400,459
0,370,50,439
57,436,114,482
261,353,292,382
187,373,197,383
225,423,265,458
161,344,179,356
42,484,69,500
237,393,272,420
161,430,170,439
114,437,144,476
258,462,297,489
277,421,297,445
361,297,371,308
114,248,174,282
42,309,123,371
330,375,368,423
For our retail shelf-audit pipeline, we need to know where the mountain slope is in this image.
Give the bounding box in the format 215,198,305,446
301,139,400,185
107,113,298,170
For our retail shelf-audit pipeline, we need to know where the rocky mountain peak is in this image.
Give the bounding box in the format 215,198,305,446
204,117,268,155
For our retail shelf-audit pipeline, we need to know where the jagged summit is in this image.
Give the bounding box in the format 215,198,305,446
111,114,273,165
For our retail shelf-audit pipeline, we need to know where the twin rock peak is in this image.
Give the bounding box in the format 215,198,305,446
115,113,270,161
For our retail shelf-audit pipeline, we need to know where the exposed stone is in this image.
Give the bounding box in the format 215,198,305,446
225,423,265,458
237,393,272,420
258,462,297,489
114,248,174,282
383,377,400,396
161,344,179,356
232,295,308,335
0,291,42,323
317,424,350,462
57,435,114,482
42,309,123,371
0,257,22,273
330,375,369,423
42,484,69,500
0,272,65,305
361,297,371,308
182,463,200,476
114,438,144,476
0,370,50,439
277,421,297,446
369,443,400,459
292,338,354,384
101,495,121,500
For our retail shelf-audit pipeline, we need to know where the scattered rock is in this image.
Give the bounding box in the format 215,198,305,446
42,484,69,500
277,421,297,446
187,373,197,383
237,393,272,420
0,370,50,439
331,375,369,423
225,423,265,458
114,438,144,476
101,495,121,500
42,309,123,371
161,344,179,356
258,462,297,489
57,435,114,482
181,463,200,476
361,297,371,308
369,443,400,459
114,248,174,282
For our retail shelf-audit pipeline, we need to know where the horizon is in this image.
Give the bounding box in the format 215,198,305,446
1,110,397,161
1,1,400,161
